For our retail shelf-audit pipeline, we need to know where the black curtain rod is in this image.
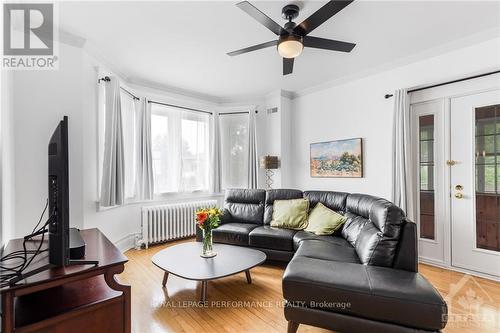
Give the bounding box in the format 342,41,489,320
219,111,258,115
148,100,212,115
121,87,139,100
98,76,139,100
384,69,500,99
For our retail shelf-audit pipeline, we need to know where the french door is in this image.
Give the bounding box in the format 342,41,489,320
412,89,500,278
450,90,500,277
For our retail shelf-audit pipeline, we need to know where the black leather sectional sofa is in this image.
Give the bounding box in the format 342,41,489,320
196,189,447,332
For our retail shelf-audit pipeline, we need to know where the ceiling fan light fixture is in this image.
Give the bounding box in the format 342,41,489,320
277,35,303,59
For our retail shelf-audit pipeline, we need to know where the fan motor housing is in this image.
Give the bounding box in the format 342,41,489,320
282,4,299,21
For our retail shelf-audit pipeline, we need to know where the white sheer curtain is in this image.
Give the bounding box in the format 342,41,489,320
135,98,154,200
220,113,249,189
392,89,415,219
247,111,258,189
100,77,125,207
210,112,222,193
121,92,137,199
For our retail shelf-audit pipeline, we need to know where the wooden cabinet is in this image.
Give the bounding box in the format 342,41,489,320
1,229,130,333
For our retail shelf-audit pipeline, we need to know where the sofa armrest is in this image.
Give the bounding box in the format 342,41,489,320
392,218,418,272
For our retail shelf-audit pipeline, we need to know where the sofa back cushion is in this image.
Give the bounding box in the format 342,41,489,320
303,191,349,214
342,193,405,267
264,189,303,224
224,189,266,224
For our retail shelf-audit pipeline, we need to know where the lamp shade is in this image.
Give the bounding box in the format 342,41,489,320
260,155,279,169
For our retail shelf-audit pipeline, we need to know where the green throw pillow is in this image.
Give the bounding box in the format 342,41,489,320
305,202,347,235
270,198,309,230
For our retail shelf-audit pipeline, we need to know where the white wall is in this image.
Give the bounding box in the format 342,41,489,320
1,70,15,244
10,42,85,238
290,38,500,199
256,90,294,189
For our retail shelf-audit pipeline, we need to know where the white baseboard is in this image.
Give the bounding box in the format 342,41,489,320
114,233,137,253
419,257,500,282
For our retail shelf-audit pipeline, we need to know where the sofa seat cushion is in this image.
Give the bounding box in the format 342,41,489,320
293,231,350,250
282,256,447,331
295,240,360,264
249,226,297,251
212,223,260,246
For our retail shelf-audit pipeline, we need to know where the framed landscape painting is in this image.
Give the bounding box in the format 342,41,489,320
310,138,363,178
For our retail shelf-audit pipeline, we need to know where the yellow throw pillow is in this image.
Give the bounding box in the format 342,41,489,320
305,202,347,235
270,198,310,230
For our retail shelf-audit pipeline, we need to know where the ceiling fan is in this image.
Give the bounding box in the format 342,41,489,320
227,0,356,75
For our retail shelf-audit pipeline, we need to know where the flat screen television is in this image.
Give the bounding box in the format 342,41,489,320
48,116,70,266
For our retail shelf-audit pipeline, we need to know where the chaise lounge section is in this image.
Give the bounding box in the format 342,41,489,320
196,188,447,332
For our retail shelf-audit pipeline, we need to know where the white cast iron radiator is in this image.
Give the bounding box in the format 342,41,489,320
141,200,217,248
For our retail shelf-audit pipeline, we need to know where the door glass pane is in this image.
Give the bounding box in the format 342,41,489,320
419,115,435,240
475,135,495,164
420,141,434,163
475,104,500,252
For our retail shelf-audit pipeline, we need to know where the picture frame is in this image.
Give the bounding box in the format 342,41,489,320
310,138,363,178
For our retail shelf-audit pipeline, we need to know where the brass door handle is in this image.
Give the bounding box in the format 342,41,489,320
455,193,463,199
447,160,457,166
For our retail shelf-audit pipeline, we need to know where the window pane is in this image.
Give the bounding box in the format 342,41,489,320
418,115,435,240
220,114,249,189
420,125,434,140
476,105,495,135
121,92,136,199
476,165,496,193
420,141,434,163
475,135,495,164
151,104,210,194
420,165,434,191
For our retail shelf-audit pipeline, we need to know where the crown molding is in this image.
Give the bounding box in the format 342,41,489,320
57,28,86,48
292,28,500,99
126,76,221,105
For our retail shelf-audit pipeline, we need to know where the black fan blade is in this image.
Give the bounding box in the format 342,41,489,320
303,36,355,52
283,58,294,75
227,40,277,56
294,0,354,36
237,1,284,36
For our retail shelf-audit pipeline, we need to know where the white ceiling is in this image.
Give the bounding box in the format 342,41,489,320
59,1,500,101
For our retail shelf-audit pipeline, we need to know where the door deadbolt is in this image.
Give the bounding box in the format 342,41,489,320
455,185,463,191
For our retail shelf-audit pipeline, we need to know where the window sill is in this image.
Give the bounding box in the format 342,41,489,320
96,192,224,212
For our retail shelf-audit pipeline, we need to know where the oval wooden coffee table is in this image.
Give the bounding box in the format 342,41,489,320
152,242,266,302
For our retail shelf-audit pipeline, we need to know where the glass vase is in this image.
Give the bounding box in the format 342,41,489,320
201,229,216,258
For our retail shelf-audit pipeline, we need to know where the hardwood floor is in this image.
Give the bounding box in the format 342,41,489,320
119,238,500,333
